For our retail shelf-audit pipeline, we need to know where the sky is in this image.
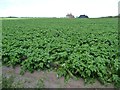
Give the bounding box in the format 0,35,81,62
0,0,119,18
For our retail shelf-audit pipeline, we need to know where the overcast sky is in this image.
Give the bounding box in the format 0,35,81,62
0,0,119,18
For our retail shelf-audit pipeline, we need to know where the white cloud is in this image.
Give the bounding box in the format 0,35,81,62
0,0,119,17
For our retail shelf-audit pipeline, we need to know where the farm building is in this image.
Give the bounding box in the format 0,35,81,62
78,15,89,18
66,13,75,18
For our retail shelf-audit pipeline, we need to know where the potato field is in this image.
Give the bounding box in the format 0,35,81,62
2,18,120,87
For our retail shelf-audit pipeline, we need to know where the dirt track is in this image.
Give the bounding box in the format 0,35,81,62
2,66,115,88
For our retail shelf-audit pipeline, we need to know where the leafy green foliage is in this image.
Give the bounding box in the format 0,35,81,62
2,18,120,87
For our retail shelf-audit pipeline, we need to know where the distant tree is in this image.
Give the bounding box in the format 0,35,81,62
7,16,18,18
107,16,113,18
100,16,119,18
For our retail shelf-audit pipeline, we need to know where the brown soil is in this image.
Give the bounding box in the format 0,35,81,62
2,66,115,88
